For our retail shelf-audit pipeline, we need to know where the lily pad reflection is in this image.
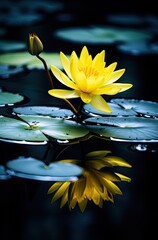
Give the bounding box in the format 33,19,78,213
0,165,11,180
0,115,89,144
85,116,158,142
6,157,82,181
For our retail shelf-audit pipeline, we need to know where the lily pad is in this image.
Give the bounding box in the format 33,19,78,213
111,99,158,118
85,116,158,142
6,156,82,181
117,41,158,55
54,26,152,44
0,11,43,26
0,40,26,52
0,91,25,107
0,65,24,79
0,52,66,70
12,106,74,119
83,102,136,117
0,114,89,143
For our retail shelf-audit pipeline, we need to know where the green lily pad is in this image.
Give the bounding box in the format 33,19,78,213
83,102,136,116
0,114,89,143
12,106,74,118
0,65,24,79
0,91,25,107
111,99,158,117
85,116,158,142
0,51,68,70
0,40,26,52
6,156,82,181
54,26,152,44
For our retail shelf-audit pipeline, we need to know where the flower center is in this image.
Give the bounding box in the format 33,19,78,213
80,66,99,78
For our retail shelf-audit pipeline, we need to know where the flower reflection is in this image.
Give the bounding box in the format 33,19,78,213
48,150,131,212
48,46,133,113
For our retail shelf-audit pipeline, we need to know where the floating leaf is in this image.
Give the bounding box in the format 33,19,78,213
83,102,136,117
54,26,152,44
0,40,26,52
0,52,67,69
117,41,158,55
12,106,74,118
6,157,82,181
111,99,158,118
0,65,24,79
106,14,145,26
85,116,158,142
0,115,89,143
0,91,25,107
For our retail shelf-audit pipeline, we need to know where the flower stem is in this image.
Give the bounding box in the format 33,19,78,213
64,98,78,114
37,54,54,89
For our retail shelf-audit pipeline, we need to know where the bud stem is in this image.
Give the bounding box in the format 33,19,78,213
37,55,54,89
36,54,78,115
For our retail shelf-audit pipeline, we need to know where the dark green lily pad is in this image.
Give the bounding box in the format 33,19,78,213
111,99,158,117
117,41,158,55
6,156,82,181
0,52,67,70
0,65,24,79
0,40,26,52
83,102,136,116
54,26,152,44
0,114,89,143
12,106,74,118
85,116,158,142
0,91,25,107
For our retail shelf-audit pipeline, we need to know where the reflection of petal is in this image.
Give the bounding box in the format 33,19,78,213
48,150,131,212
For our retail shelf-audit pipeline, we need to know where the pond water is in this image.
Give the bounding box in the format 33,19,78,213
0,1,158,240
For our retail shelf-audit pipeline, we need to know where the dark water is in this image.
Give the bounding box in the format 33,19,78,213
0,1,158,240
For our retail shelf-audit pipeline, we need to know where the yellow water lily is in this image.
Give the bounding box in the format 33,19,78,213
48,150,131,212
48,46,133,113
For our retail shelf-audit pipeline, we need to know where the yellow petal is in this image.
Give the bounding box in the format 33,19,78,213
92,50,105,69
60,52,72,78
86,159,112,169
48,182,63,194
60,188,69,208
50,65,77,89
48,89,80,99
78,198,88,212
92,189,102,206
51,182,71,202
105,68,126,84
86,150,111,158
90,95,112,113
105,156,132,168
94,83,132,95
115,173,131,182
103,179,122,195
79,46,89,65
80,92,92,103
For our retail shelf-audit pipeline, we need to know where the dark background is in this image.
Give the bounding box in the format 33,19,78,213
0,1,158,240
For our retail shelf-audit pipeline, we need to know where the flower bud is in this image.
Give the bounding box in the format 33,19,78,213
28,33,43,56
